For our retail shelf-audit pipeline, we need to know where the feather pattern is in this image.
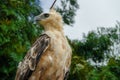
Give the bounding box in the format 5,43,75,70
15,9,72,80
15,34,50,80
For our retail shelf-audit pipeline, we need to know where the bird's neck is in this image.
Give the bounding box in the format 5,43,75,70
44,24,63,32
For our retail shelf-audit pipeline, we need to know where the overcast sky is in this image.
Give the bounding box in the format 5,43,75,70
40,0,120,40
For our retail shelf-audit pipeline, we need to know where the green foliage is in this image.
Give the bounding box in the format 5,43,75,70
0,0,42,79
70,26,119,63
68,55,93,80
57,0,79,25
108,58,120,79
68,24,120,80
0,0,79,80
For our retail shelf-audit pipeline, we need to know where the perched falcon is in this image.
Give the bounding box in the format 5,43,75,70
15,9,72,80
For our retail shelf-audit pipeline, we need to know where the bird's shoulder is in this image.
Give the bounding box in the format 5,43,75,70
15,34,50,80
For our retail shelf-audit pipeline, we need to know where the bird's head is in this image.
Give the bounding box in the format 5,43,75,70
34,9,63,31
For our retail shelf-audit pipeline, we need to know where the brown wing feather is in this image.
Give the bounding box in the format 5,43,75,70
15,34,50,80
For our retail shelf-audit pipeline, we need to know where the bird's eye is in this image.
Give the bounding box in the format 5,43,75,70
44,13,49,18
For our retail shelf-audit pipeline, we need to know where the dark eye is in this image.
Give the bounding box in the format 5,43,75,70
44,13,49,18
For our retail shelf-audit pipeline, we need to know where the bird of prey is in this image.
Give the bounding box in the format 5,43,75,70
15,8,72,80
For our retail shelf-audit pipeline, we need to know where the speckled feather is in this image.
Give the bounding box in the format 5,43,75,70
15,9,72,80
15,34,50,80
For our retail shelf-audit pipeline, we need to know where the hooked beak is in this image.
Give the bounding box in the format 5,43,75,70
34,15,41,22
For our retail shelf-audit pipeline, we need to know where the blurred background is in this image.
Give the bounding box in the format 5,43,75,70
0,0,120,80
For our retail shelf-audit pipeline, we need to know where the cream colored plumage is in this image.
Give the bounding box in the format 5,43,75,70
15,9,72,80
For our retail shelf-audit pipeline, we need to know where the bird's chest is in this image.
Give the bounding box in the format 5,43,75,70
50,33,67,55
50,34,70,66
45,31,71,67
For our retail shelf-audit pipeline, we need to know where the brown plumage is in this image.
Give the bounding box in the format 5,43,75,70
15,9,72,80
